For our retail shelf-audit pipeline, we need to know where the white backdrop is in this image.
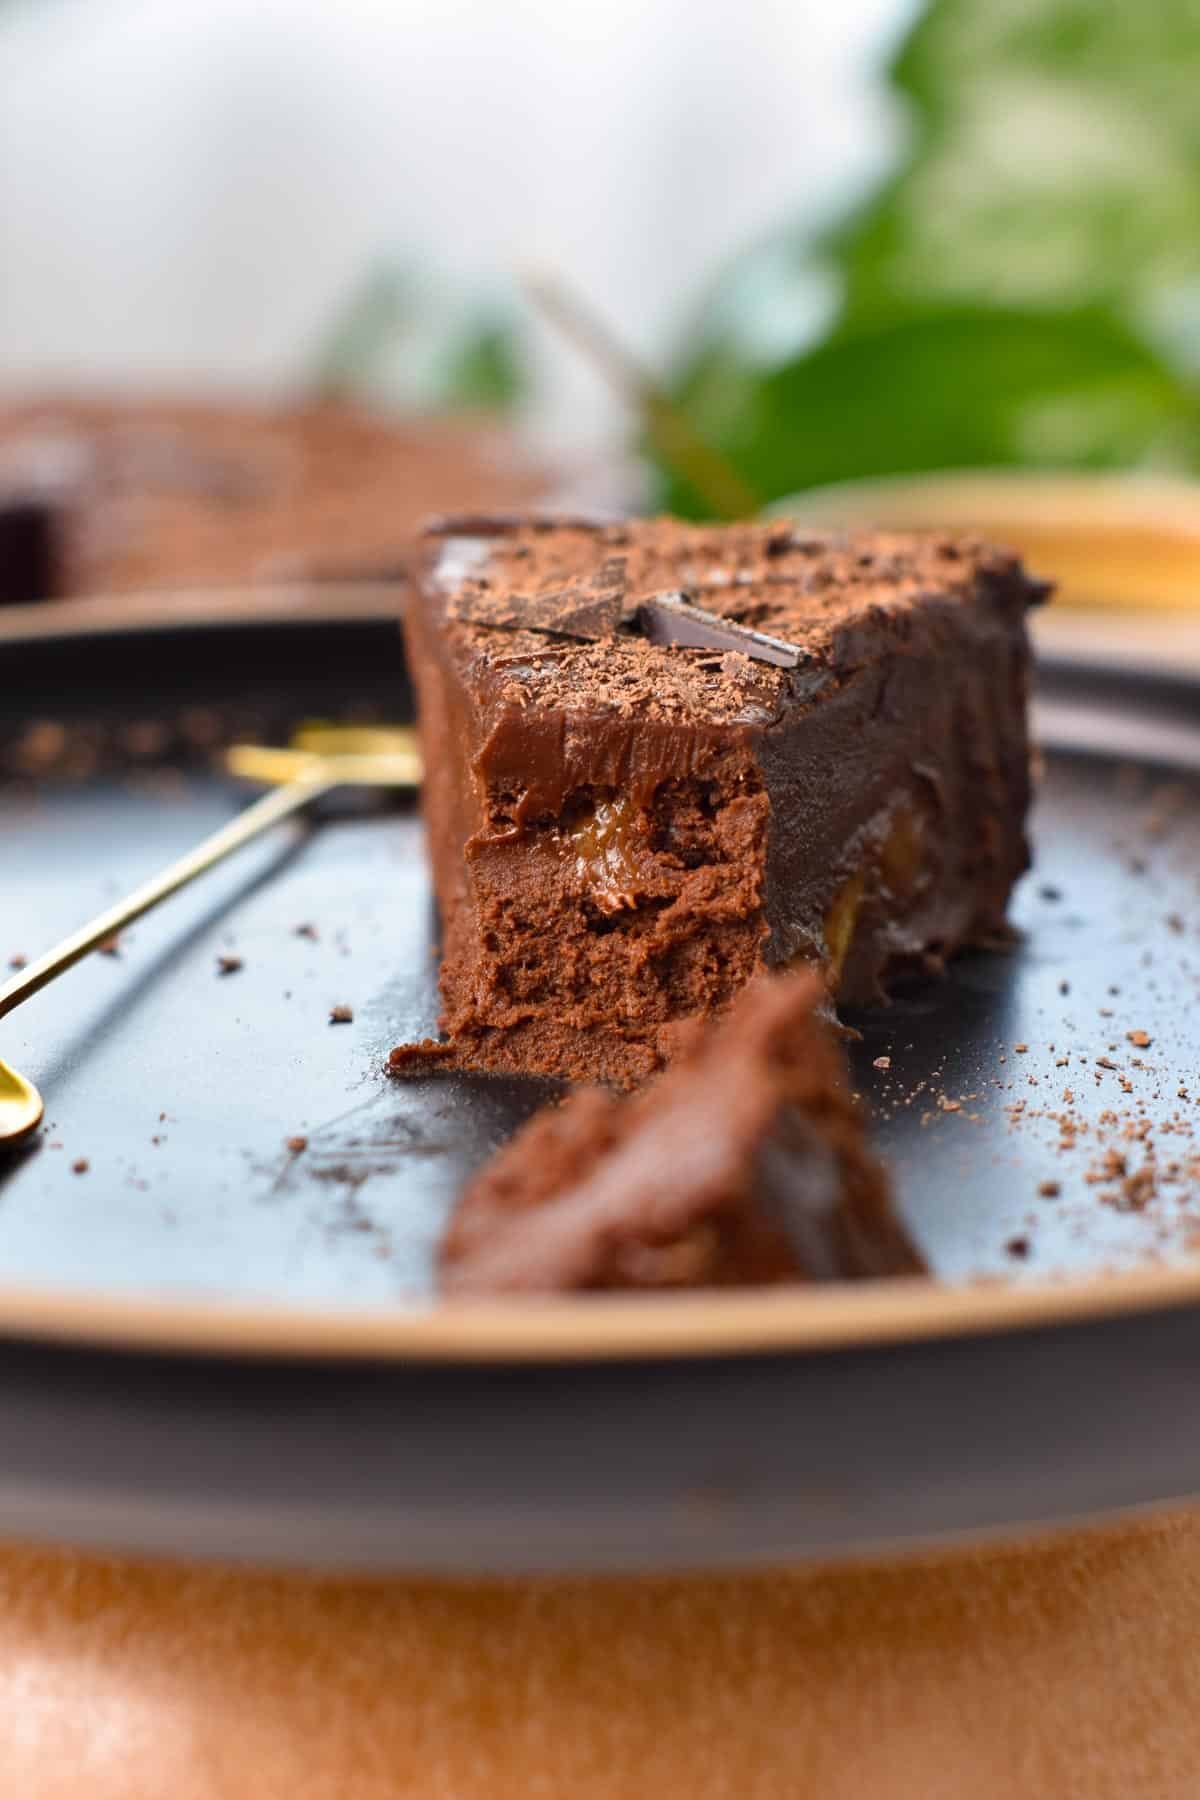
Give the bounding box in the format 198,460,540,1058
0,0,911,445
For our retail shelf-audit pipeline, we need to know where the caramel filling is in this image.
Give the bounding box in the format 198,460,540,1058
822,868,866,985
816,807,926,988
564,794,643,915
877,806,925,897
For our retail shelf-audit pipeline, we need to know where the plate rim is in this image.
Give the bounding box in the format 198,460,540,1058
0,1259,1195,1363
6,589,1200,1365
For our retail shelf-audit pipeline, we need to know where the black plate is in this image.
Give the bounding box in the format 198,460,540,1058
3,608,1200,1572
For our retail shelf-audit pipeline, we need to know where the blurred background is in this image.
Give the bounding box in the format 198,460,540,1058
2,0,1199,598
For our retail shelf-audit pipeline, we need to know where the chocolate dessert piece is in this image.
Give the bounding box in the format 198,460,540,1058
0,397,544,600
403,515,1047,1086
440,972,922,1293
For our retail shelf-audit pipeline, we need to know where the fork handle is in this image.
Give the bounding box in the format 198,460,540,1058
0,774,335,1022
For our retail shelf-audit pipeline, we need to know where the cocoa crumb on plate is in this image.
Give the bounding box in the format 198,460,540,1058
387,1039,456,1077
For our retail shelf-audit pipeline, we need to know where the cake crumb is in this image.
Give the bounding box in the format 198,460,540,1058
71,1158,89,1175
216,954,244,976
329,1004,354,1025
1114,1165,1157,1213
294,923,319,941
7,953,27,970
1037,1179,1061,1198
872,1055,891,1071
1006,1236,1031,1259
1127,1029,1152,1048
387,1039,456,1077
286,1135,308,1154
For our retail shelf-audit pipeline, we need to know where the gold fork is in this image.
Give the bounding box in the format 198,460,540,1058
0,724,422,1145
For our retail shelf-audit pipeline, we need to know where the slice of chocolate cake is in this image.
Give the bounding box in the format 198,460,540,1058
0,397,545,600
403,514,1048,1086
440,972,922,1294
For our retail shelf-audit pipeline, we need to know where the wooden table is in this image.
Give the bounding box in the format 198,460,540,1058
1,1509,1197,1798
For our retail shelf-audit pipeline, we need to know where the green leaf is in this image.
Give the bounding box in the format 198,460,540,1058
831,0,1200,342
657,0,1200,515
661,305,1200,516
308,267,528,416
434,316,527,415
309,263,414,401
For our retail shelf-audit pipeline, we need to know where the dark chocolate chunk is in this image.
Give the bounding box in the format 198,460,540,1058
448,557,626,641
423,512,528,539
424,510,616,541
765,528,841,558
636,591,805,668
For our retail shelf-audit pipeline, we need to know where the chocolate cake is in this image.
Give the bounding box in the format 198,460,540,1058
0,396,543,602
402,514,1048,1086
440,971,923,1293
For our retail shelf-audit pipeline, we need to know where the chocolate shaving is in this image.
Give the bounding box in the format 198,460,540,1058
636,591,805,669
764,527,838,558
424,510,616,540
449,557,626,641
423,512,527,539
